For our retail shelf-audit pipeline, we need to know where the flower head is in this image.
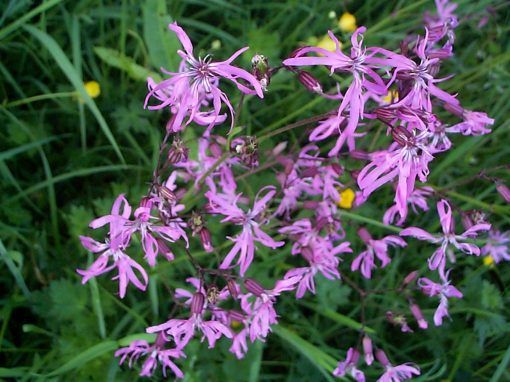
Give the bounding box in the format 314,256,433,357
145,22,263,134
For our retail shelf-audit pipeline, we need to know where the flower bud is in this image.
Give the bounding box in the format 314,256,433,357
357,227,372,243
410,303,428,329
297,70,322,93
402,271,418,286
157,238,174,261
227,279,239,299
200,228,213,253
362,336,374,365
496,182,510,203
191,292,205,314
244,278,265,297
375,349,390,367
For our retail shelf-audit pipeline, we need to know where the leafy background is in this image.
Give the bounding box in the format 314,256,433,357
0,0,509,381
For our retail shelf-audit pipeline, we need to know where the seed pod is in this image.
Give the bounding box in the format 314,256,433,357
167,136,189,164
206,284,220,304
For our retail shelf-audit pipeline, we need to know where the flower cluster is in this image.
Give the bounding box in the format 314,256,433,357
76,2,505,379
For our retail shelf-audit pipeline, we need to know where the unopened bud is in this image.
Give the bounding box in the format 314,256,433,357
410,304,428,329
191,292,205,314
357,227,372,243
200,228,213,253
402,271,418,286
375,349,390,367
227,279,239,299
362,336,374,365
297,70,322,93
496,182,510,203
244,278,265,297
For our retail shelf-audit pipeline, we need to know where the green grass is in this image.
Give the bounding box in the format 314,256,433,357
1,0,509,381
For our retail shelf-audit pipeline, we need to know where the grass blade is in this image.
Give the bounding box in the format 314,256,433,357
23,25,125,163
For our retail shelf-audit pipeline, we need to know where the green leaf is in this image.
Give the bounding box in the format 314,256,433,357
143,0,180,71
46,341,118,377
94,46,161,82
23,25,125,163
273,325,337,382
0,0,63,40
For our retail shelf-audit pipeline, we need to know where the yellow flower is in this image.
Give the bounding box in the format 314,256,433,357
382,89,399,104
337,188,356,209
84,81,101,98
338,12,357,33
317,34,340,52
483,255,494,267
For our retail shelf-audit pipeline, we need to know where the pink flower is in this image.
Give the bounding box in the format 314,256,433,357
206,186,284,276
115,334,185,378
77,195,148,298
145,22,263,133
283,27,390,154
280,218,351,297
333,348,365,382
482,230,510,263
242,277,300,341
147,293,233,349
358,128,434,221
376,350,420,382
418,272,463,326
400,200,490,276
383,187,433,226
351,228,407,279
